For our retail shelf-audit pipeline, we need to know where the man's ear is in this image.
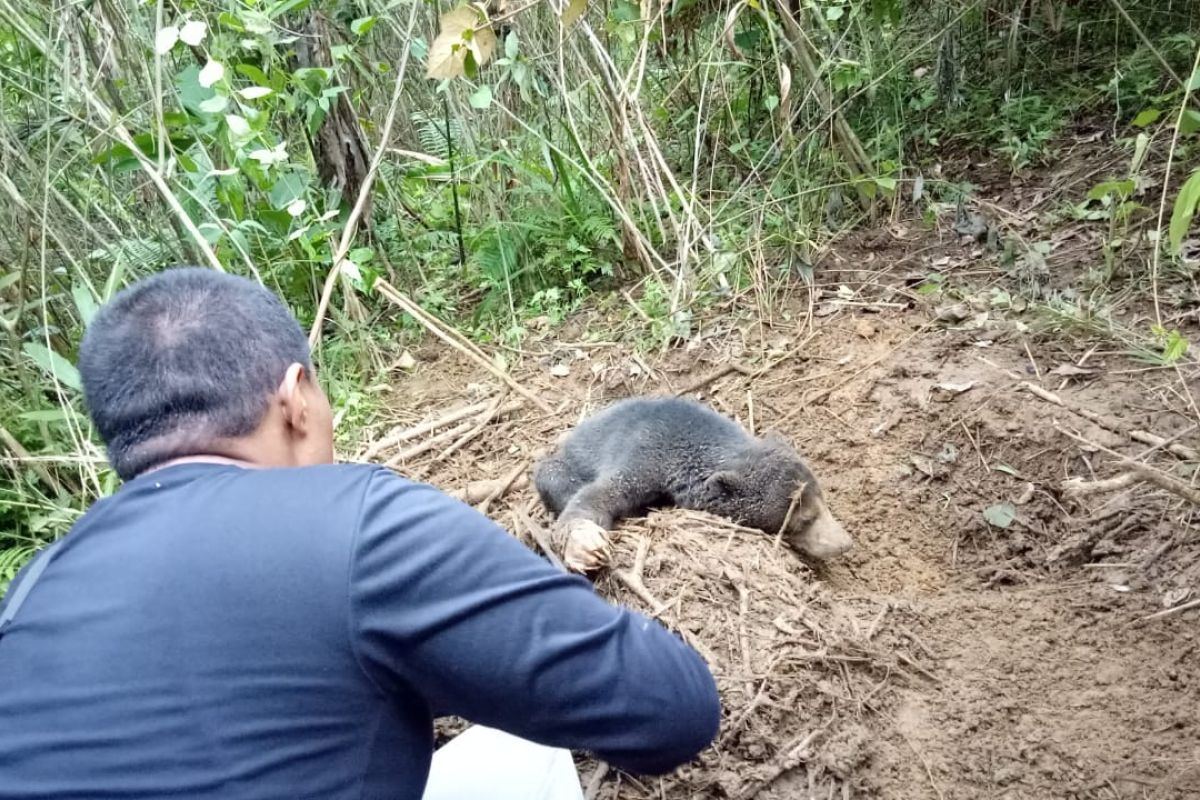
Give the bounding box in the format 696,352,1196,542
277,363,310,432
705,470,743,497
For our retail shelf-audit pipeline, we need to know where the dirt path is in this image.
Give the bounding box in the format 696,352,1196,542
373,235,1199,798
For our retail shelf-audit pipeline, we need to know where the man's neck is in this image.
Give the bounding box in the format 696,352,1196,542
141,454,259,477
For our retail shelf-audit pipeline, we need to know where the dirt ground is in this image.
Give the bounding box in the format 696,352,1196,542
358,153,1200,799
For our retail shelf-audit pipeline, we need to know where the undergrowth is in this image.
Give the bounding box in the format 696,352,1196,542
1,0,1199,589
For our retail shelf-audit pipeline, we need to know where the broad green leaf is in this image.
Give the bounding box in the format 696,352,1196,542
505,31,519,59
199,59,225,88
469,84,493,109
763,94,778,111
225,114,252,143
198,94,229,114
1180,109,1200,136
825,5,845,21
235,63,272,86
561,0,587,26
351,16,377,36
1168,170,1200,253
348,247,374,265
238,86,273,100
983,503,1016,529
1087,179,1134,201
1189,64,1200,91
1132,108,1160,127
267,0,311,19
71,284,99,326
612,0,639,22
23,343,81,392
155,26,179,54
875,176,897,191
268,171,308,209
179,20,208,46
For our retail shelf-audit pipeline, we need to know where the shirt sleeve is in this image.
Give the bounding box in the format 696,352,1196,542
347,468,721,775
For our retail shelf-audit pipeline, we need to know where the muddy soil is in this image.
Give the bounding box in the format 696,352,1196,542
365,172,1200,798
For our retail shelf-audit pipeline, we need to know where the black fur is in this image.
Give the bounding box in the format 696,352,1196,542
534,396,826,539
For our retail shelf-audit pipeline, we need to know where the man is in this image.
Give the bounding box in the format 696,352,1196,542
0,267,720,799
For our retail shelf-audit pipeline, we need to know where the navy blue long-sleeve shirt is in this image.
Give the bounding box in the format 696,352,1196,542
0,462,720,799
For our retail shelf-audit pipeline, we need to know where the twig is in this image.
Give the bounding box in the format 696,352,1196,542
512,509,566,572
386,419,477,466
675,361,751,397
450,474,529,505
374,280,554,413
735,727,824,800
1141,597,1200,622
583,763,610,800
478,460,530,516
429,394,509,464
1063,460,1200,506
961,420,990,472
362,398,499,460
0,424,65,497
982,360,1200,460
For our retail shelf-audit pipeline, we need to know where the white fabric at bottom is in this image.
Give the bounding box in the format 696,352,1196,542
421,725,585,800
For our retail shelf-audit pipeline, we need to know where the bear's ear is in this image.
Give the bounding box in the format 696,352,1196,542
705,470,743,497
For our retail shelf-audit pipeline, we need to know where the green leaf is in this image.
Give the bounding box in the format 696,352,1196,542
561,0,587,25
983,503,1016,529
612,0,639,23
23,343,81,392
268,171,309,209
825,5,845,20
1188,64,1200,91
348,247,374,265
875,176,897,192
1132,108,1161,127
351,16,377,36
198,94,229,114
218,11,245,31
763,94,778,111
1180,109,1200,136
1168,170,1200,253
1087,179,1134,201
71,284,99,326
235,63,272,87
19,409,71,424
505,31,519,60
469,84,493,109
267,0,310,19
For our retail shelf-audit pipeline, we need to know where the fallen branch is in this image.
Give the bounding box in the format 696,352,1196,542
385,401,523,467
1007,371,1199,460
450,472,529,506
477,460,530,516
430,395,509,464
362,398,498,460
374,280,553,413
1063,461,1200,506
1141,597,1200,622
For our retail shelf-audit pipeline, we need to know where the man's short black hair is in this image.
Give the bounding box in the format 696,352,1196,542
79,266,312,480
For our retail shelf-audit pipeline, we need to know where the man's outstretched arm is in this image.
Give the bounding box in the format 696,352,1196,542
348,469,720,775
